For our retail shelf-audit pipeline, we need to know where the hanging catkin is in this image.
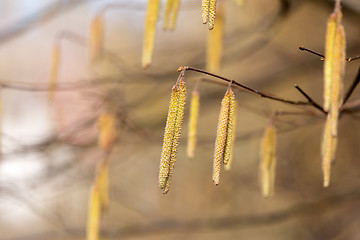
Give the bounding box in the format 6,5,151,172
213,88,230,185
142,0,161,68
89,13,104,63
206,0,224,73
187,89,200,159
48,42,60,102
164,0,181,30
260,122,276,198
224,90,236,166
86,183,101,240
321,115,337,187
98,112,117,152
159,73,186,193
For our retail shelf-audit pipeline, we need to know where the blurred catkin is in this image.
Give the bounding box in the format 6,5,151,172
98,112,117,152
89,13,104,63
48,42,60,102
322,115,337,187
142,0,161,68
213,89,230,185
260,122,276,198
164,0,181,30
206,0,224,73
187,89,200,159
87,184,101,240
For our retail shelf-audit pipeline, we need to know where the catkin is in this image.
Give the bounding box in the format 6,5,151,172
159,74,186,193
213,89,230,185
208,0,217,30
98,112,117,152
98,159,109,210
321,115,337,187
324,8,346,137
223,88,235,165
49,42,60,102
162,79,186,194
142,0,161,68
89,13,104,63
164,0,181,30
206,0,224,73
187,89,200,159
260,123,276,198
87,184,101,240
202,0,210,24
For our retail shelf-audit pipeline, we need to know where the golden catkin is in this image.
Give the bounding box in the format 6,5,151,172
98,112,117,152
323,8,346,137
213,90,230,185
162,79,186,194
142,0,161,68
208,0,217,30
86,184,101,240
202,0,210,24
98,159,109,210
48,42,60,102
206,0,224,73
233,0,244,6
223,88,235,165
260,123,276,198
321,115,337,187
89,13,104,63
164,0,181,30
187,89,200,159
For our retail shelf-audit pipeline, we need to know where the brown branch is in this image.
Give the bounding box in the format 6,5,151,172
182,66,325,113
342,66,360,106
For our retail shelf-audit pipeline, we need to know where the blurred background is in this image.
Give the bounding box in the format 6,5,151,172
0,0,359,239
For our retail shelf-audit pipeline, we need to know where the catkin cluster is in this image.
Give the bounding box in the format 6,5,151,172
202,0,217,30
213,87,236,185
159,74,186,194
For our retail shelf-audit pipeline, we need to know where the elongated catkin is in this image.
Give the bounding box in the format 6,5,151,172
49,42,60,102
224,100,237,171
223,88,235,165
98,112,117,152
260,123,276,198
213,89,230,185
98,159,109,210
187,89,200,159
87,184,101,240
164,0,181,30
162,79,186,194
142,0,161,68
202,0,210,24
208,0,217,30
89,13,104,63
206,0,224,73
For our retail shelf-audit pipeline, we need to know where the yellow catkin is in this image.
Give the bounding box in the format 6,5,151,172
164,0,181,30
163,78,186,194
213,90,230,185
224,101,237,171
260,123,276,198
48,42,60,102
98,112,117,152
322,115,337,187
208,0,217,30
202,0,210,24
324,8,346,137
224,90,236,167
86,183,101,240
98,159,109,210
89,13,104,63
142,0,161,68
206,0,224,73
187,89,200,159
233,0,244,6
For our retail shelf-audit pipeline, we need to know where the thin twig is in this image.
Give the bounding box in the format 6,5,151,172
299,46,325,60
294,84,325,113
342,66,360,106
182,66,325,113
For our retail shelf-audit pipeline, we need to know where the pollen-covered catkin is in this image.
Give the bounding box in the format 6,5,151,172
142,0,161,68
162,79,186,194
224,100,237,171
260,123,276,198
187,89,200,159
202,0,210,24
213,89,230,185
223,88,235,166
208,0,217,30
89,13,104,63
